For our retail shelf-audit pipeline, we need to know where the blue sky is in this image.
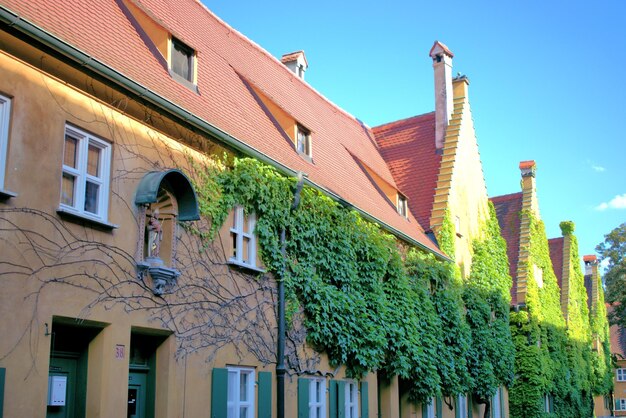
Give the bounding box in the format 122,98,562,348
205,0,626,260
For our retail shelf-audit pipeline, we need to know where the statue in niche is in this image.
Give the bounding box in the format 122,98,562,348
146,209,163,258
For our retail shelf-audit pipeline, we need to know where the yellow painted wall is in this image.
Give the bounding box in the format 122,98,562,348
0,32,380,418
431,78,490,277
362,163,399,206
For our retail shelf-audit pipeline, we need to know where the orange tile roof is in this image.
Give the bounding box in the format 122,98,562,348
372,113,440,231
1,0,442,255
490,192,523,305
548,237,565,290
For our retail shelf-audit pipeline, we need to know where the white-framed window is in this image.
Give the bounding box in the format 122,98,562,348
170,37,195,82
616,398,626,411
457,394,468,418
230,206,258,269
60,124,111,222
345,381,359,418
617,368,626,381
544,394,553,413
425,397,436,418
309,377,326,418
297,125,312,158
0,94,11,190
397,194,407,218
227,367,255,418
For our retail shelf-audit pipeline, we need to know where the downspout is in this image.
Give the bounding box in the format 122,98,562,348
277,172,305,418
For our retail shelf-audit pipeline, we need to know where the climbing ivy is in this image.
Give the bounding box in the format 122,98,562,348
508,215,597,418
191,157,450,400
465,203,515,405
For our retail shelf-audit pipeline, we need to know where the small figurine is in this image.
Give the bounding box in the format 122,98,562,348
147,209,163,258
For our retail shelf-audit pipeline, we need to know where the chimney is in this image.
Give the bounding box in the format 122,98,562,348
559,221,576,320
583,254,597,276
519,160,540,219
281,51,308,80
429,41,454,151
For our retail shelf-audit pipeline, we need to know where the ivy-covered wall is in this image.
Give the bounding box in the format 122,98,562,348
509,215,600,418
192,157,515,409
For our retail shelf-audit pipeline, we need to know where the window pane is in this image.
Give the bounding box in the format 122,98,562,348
239,406,248,418
231,232,238,258
61,173,76,206
242,237,250,263
87,144,100,176
172,39,192,81
240,372,248,401
84,181,99,214
228,371,237,403
64,135,78,168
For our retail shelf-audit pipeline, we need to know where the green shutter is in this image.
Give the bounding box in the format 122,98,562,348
455,396,460,418
211,368,228,418
298,378,310,418
499,388,505,418
436,396,442,418
258,372,272,418
422,399,431,418
330,380,338,418
337,381,346,418
467,395,473,418
360,381,369,418
0,368,5,418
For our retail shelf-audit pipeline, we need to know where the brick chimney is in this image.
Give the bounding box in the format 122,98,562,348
281,51,308,80
519,160,540,219
515,160,539,306
584,254,599,303
559,221,576,320
429,41,454,151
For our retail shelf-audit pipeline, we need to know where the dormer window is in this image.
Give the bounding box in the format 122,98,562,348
397,194,408,217
297,125,312,158
171,37,194,83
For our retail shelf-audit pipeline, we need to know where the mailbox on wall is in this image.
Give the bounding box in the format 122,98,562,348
47,375,67,406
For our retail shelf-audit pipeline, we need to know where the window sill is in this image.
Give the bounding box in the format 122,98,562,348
297,151,314,164
227,260,266,274
57,207,118,230
169,70,199,94
0,188,17,199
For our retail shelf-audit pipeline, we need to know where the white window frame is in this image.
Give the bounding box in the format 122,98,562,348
457,394,468,418
617,398,626,411
426,397,436,418
617,368,626,381
345,381,359,418
0,94,11,190
309,377,326,418
227,367,255,418
229,206,258,269
60,124,111,222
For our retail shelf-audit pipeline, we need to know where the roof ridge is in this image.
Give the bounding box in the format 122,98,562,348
490,191,523,201
191,0,374,130
372,111,435,131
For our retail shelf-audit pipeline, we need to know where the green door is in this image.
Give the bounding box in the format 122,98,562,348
47,357,77,418
128,372,148,418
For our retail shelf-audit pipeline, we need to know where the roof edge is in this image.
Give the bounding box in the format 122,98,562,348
0,5,450,262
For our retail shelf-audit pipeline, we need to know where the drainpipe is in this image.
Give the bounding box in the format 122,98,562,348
277,172,305,418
